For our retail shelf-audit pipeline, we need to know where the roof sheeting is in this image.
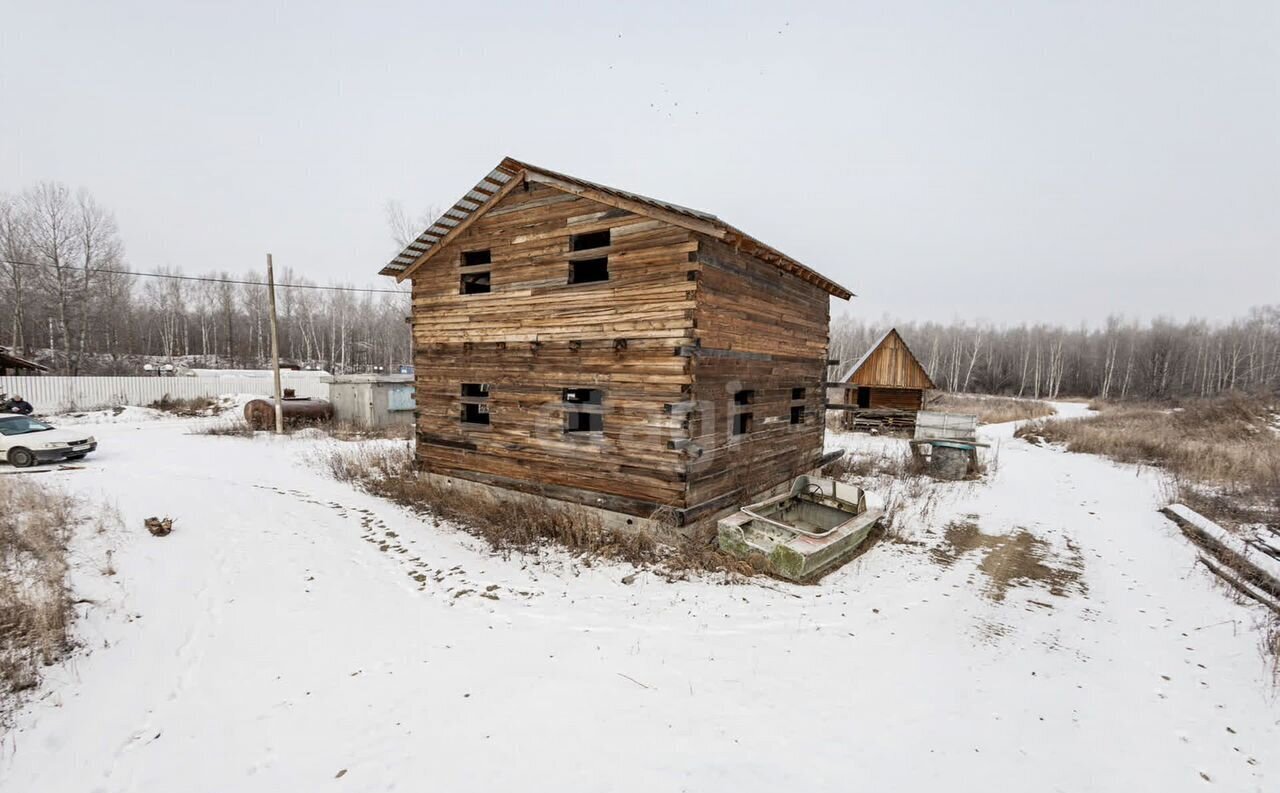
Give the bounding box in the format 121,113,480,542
379,156,853,299
0,348,48,372
384,163,520,275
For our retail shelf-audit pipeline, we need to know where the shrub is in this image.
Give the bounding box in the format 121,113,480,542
1016,393,1280,530
193,419,258,437
315,444,767,578
148,395,223,416
930,393,1055,425
0,477,77,719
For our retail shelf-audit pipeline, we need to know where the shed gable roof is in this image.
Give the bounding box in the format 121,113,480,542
838,328,935,389
380,157,853,299
0,347,48,372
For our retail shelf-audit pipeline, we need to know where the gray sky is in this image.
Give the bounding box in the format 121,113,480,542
3,1,1276,325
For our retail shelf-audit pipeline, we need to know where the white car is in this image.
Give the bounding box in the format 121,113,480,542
0,415,97,467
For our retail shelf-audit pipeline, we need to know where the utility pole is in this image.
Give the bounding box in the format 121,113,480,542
266,253,284,435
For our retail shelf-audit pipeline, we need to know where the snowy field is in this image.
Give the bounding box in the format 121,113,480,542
2,403,1278,792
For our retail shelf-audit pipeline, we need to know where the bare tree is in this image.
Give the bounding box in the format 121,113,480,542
831,310,1280,401
71,190,123,374
384,200,441,249
23,183,79,372
0,195,32,351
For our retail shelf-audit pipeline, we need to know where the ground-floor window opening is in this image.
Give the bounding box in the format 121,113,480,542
461,383,490,425
731,389,754,436
564,388,604,433
791,386,807,424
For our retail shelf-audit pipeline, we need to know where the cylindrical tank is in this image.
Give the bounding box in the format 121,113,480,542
243,397,333,430
929,442,973,481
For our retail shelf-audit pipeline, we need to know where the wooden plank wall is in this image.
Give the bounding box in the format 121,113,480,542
410,181,696,515
866,387,924,411
849,331,932,389
684,238,830,518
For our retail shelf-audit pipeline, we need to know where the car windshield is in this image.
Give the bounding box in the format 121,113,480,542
0,417,54,436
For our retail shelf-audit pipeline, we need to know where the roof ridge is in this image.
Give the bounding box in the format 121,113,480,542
380,156,853,299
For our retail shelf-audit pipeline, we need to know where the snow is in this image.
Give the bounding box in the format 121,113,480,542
44,405,172,425
1165,504,1280,583
2,402,1279,792
46,394,256,425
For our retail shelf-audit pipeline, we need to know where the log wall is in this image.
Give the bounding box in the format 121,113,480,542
409,182,695,515
684,239,830,518
407,180,837,523
864,387,924,411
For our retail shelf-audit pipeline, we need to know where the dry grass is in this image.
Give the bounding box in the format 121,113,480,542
193,418,258,437
321,422,413,442
316,444,766,579
820,445,942,539
930,393,1056,425
195,419,412,441
148,395,226,417
821,444,921,480
1016,393,1280,530
0,477,78,720
1026,393,1280,675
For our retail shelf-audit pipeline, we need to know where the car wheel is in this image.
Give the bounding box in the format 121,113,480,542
8,447,36,468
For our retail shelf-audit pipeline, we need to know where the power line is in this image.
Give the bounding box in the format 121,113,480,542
0,258,407,295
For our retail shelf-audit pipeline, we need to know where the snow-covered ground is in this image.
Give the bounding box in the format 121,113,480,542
2,403,1278,792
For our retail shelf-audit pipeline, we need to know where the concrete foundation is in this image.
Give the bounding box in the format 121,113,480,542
414,469,806,541
419,470,667,536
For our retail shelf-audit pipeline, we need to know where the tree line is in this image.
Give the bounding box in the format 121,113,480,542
831,308,1280,400
1,183,411,375
6,181,1276,397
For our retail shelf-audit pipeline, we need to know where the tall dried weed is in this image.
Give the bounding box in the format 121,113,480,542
0,477,78,720
315,444,766,579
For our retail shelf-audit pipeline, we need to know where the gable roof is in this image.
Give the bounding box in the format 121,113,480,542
380,156,854,299
0,347,48,373
837,328,935,389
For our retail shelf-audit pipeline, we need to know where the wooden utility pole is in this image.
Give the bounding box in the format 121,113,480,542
266,253,284,434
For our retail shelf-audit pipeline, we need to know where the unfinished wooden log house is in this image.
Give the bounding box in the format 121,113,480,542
830,328,934,432
380,157,853,527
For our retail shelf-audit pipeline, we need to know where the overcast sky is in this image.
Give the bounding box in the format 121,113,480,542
2,1,1276,325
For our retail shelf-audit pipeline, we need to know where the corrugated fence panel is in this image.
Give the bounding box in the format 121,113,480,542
0,376,330,414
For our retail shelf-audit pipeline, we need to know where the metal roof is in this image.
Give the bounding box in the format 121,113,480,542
0,347,48,372
383,162,521,275
379,157,854,299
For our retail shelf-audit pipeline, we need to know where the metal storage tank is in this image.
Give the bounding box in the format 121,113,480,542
324,374,415,429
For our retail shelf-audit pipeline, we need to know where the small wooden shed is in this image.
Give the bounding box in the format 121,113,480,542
833,329,934,430
0,348,48,376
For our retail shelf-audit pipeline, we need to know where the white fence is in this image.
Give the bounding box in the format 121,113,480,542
0,375,331,414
